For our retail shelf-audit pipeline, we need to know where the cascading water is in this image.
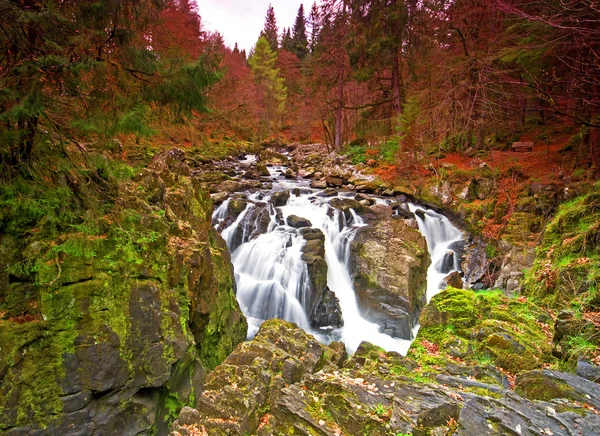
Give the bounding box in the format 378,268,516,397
408,205,465,302
213,159,465,354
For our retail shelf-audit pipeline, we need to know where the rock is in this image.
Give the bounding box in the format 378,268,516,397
256,162,270,176
171,320,600,436
325,176,344,187
228,197,248,218
270,190,290,206
416,288,553,373
300,229,343,329
215,179,243,194
493,246,535,295
316,187,338,197
577,360,600,384
350,205,430,339
354,193,375,205
443,271,463,289
516,369,600,407
210,191,229,205
0,149,247,434
311,179,328,189
286,215,312,228
284,168,297,179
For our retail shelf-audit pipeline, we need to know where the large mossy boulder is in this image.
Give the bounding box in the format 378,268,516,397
0,149,247,435
350,205,429,339
412,288,554,374
172,320,600,436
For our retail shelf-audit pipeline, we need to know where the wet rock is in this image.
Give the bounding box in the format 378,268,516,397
443,271,463,289
286,215,312,228
284,168,297,179
317,187,338,197
461,237,487,286
300,229,343,329
210,191,229,205
256,162,270,176
270,190,290,207
350,205,429,339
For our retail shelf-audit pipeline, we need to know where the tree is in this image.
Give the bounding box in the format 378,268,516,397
308,2,322,54
497,0,600,170
260,4,279,52
281,28,293,52
249,37,287,138
0,0,220,163
291,4,309,60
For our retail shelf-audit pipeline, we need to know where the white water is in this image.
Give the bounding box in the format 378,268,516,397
408,205,464,302
212,165,464,355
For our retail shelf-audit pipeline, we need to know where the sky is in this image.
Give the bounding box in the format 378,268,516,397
196,0,320,53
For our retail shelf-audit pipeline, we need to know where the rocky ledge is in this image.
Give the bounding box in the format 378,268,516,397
0,149,247,435
172,314,600,436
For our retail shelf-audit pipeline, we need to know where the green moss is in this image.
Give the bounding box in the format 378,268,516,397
411,288,554,374
515,372,575,402
526,183,600,308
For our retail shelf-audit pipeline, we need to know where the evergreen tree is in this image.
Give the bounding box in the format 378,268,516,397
260,4,279,52
0,0,220,163
308,2,322,54
248,37,287,138
291,4,309,60
282,28,293,52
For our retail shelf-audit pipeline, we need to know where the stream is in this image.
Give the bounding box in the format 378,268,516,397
212,157,465,354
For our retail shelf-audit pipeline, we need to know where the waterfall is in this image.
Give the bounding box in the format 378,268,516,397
408,205,465,302
212,167,465,354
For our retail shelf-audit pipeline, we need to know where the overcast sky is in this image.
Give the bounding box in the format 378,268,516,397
196,0,320,53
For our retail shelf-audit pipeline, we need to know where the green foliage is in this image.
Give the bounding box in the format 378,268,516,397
249,37,287,138
345,144,367,164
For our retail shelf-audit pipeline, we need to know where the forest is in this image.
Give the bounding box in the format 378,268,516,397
1,1,599,435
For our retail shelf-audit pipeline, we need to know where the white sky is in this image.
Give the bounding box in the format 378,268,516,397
196,0,320,53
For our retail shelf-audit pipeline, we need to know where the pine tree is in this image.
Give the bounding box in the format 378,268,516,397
291,4,309,60
260,4,279,52
249,37,287,138
308,2,322,54
282,28,293,52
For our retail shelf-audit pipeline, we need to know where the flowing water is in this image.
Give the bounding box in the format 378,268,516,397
212,160,465,354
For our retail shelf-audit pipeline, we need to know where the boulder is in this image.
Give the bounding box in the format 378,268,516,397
299,228,343,329
171,321,600,436
286,215,312,229
350,205,430,339
444,271,463,289
270,190,290,207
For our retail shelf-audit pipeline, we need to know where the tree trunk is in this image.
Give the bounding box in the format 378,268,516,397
335,66,344,150
392,49,402,116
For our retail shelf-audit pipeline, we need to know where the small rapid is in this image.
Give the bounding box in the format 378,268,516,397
212,160,465,354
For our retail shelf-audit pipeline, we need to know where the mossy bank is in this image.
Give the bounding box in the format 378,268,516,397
0,149,247,435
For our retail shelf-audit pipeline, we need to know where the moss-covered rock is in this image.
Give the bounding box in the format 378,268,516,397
350,205,430,340
0,149,247,434
411,288,554,374
172,320,600,436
